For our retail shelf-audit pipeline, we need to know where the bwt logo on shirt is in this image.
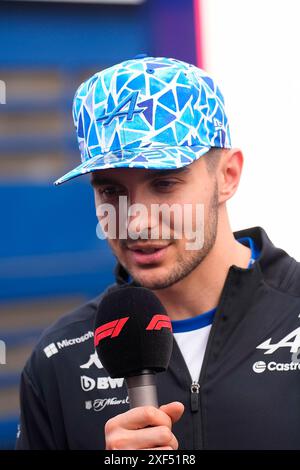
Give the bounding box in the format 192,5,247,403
81,375,124,392
43,331,94,358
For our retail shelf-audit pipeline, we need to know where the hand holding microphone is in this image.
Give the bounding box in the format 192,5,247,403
94,286,184,450
104,401,184,450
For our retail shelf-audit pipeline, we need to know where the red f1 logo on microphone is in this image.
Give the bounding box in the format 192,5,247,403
146,315,172,332
94,317,129,347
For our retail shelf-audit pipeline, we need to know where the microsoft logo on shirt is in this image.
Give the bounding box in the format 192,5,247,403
43,343,59,358
43,331,94,359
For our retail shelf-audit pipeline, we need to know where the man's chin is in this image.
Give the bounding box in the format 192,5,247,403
128,265,177,290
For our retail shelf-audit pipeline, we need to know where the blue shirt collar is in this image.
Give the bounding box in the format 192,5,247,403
171,236,261,333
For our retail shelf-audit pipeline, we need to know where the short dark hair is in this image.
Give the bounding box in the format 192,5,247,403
203,147,223,175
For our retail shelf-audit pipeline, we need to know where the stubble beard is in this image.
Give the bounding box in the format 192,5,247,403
111,180,219,290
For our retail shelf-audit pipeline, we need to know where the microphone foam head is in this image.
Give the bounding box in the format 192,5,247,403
94,286,173,378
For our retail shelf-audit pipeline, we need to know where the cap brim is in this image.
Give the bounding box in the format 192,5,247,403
54,145,211,186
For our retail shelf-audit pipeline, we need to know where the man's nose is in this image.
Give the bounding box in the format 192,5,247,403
126,190,159,239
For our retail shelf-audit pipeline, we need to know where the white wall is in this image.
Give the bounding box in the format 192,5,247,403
198,0,300,260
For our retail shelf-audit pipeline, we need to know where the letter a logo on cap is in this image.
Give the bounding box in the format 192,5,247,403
97,91,146,126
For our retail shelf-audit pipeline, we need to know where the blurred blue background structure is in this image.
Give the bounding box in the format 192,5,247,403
0,0,198,449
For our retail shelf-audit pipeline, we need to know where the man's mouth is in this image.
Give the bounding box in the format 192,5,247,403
126,243,171,265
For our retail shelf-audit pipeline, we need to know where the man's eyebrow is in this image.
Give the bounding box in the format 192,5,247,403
90,166,190,187
143,167,190,179
90,176,121,187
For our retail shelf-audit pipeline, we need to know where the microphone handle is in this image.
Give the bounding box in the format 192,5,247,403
125,370,158,408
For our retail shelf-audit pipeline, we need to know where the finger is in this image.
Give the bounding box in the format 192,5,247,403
108,426,178,450
107,406,172,431
129,426,178,450
159,402,185,424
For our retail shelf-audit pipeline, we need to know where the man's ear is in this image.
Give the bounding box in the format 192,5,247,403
218,148,244,204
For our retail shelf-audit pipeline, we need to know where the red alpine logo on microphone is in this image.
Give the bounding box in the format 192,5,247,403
94,317,129,347
146,315,172,332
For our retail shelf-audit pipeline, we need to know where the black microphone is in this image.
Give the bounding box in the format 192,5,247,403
94,286,173,409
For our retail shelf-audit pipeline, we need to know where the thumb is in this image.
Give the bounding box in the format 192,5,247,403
159,401,185,424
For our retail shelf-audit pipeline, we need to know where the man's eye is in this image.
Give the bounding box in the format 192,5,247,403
99,187,123,197
153,180,176,189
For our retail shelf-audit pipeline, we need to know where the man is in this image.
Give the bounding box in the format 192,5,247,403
16,56,300,450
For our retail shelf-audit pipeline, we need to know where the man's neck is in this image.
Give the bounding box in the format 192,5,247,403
153,230,252,321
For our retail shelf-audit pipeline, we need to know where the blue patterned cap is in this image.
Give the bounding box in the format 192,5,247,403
54,56,231,185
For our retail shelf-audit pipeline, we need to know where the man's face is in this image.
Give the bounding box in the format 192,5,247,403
91,155,220,290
